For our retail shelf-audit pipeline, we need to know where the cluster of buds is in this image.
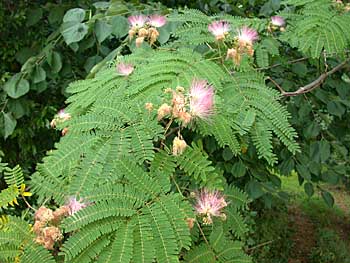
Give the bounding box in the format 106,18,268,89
128,14,167,47
194,189,228,225
227,26,259,65
268,16,286,32
50,109,71,136
33,197,88,250
156,79,215,125
207,20,259,66
152,79,214,156
334,0,350,12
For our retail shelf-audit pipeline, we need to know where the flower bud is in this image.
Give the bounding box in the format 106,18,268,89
157,103,172,120
148,27,159,45
178,111,192,125
129,28,136,39
176,86,185,93
138,27,149,37
172,136,187,156
186,218,195,229
135,36,145,48
50,119,57,128
226,48,241,65
62,127,69,136
145,102,154,112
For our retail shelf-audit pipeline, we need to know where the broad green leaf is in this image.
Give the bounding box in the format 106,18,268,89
93,1,110,9
47,51,62,73
296,164,311,180
292,63,308,77
158,27,170,45
15,48,36,65
222,148,233,161
26,8,43,26
111,16,129,38
304,122,320,138
319,140,330,163
61,22,89,45
231,161,246,178
69,43,79,52
327,100,346,117
304,182,314,197
321,171,339,185
2,112,17,139
8,99,29,119
63,8,86,23
4,74,30,99
84,56,103,73
246,180,264,199
95,20,112,43
33,66,46,83
321,191,334,207
48,6,65,24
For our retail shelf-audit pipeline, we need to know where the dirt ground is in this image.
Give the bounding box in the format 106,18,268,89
287,186,350,263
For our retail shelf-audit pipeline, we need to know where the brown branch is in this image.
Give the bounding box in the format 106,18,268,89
258,50,350,71
268,58,350,97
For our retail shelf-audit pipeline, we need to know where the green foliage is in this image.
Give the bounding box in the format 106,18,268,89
280,1,350,58
309,228,350,263
249,202,293,263
0,156,25,209
1,0,350,261
0,215,55,263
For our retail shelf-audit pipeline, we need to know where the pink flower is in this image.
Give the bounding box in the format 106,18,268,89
67,197,88,215
117,62,134,76
148,14,167,28
194,189,227,224
128,15,147,28
57,109,71,121
189,79,214,119
271,16,285,27
237,26,259,45
208,20,230,40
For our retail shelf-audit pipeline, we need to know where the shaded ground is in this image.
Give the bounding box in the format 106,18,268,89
288,206,316,263
281,176,350,263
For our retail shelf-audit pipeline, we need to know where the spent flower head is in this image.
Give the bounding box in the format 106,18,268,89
194,189,228,224
35,206,54,222
117,62,134,76
189,79,214,119
128,15,147,28
148,14,167,27
237,26,259,46
208,20,230,41
271,16,285,27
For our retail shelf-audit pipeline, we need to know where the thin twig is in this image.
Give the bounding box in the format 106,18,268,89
21,195,36,211
266,77,285,94
165,127,180,138
257,57,309,70
268,58,350,97
247,239,277,251
196,221,211,247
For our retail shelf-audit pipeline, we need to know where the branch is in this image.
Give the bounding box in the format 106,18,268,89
257,57,309,70
268,58,350,97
